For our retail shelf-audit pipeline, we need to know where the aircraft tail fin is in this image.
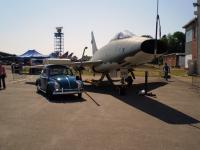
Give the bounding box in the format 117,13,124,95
91,31,98,55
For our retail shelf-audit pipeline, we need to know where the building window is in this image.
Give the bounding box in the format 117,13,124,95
186,29,192,42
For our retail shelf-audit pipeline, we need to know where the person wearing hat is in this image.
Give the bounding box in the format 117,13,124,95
0,62,6,89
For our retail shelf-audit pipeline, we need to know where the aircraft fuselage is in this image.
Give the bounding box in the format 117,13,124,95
91,36,160,73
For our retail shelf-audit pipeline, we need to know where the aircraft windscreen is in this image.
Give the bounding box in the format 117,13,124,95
110,30,135,41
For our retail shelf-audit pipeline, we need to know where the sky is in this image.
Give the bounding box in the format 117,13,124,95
0,0,196,58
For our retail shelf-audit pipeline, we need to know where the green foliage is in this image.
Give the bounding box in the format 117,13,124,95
170,69,188,77
161,31,185,54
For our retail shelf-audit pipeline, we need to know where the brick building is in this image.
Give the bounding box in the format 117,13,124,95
183,17,198,69
163,53,185,68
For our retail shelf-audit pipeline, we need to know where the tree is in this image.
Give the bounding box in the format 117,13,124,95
161,31,185,54
173,31,185,53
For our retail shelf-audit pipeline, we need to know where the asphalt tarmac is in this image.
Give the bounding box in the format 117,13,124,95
0,69,200,150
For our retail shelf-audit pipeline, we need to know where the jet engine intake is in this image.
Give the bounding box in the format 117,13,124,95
141,39,167,54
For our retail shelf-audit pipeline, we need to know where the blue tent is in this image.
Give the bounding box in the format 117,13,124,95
19,49,48,58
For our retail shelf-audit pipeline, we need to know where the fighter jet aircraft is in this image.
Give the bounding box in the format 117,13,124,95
29,30,167,85
77,30,167,82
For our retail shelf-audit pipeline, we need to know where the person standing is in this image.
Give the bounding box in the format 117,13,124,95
163,63,170,81
0,63,6,89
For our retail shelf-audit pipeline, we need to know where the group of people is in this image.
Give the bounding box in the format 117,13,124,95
0,63,6,90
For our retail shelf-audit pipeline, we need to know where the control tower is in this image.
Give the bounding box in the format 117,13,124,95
54,27,64,57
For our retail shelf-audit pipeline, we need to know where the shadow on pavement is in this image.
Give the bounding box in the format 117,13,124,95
37,91,86,104
26,81,36,85
84,82,200,125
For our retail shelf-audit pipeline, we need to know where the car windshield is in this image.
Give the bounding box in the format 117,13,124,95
49,66,73,76
110,30,135,41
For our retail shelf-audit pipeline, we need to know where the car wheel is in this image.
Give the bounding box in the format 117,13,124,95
36,84,40,93
78,93,82,99
36,81,40,93
46,86,53,100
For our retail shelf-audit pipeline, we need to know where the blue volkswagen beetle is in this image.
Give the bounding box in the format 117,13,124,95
36,64,83,99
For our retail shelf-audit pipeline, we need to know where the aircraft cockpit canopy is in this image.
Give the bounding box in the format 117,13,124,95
110,30,135,41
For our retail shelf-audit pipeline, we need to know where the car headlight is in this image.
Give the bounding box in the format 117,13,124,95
54,82,60,91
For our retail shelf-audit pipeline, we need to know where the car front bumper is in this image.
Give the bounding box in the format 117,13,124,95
52,88,83,95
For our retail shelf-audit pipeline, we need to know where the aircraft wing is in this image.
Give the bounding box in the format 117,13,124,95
21,59,103,75
73,60,103,67
24,60,103,69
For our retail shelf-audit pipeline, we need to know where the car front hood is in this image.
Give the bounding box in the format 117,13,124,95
51,75,78,89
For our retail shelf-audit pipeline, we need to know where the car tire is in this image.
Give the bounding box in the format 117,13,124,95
46,86,53,100
36,81,40,93
78,93,82,99
36,84,40,93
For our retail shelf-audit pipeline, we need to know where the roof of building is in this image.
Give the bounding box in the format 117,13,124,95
183,17,197,28
0,51,15,58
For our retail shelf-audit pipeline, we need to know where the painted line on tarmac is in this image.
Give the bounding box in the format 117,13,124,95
84,91,100,106
189,124,200,130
